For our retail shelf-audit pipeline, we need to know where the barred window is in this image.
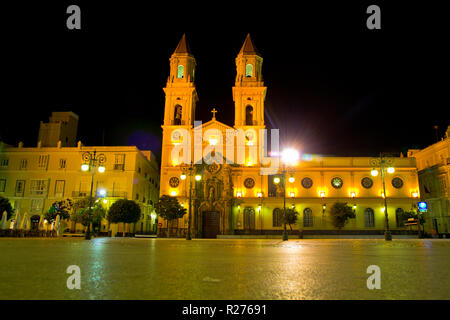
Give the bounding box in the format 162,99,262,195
273,208,282,227
364,208,375,227
303,208,313,227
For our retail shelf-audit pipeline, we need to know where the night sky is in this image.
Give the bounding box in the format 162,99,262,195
2,2,447,163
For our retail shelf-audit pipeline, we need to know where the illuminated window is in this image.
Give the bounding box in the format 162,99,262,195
177,65,184,78
245,64,253,77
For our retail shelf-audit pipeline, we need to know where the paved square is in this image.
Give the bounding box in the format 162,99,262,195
1,238,449,299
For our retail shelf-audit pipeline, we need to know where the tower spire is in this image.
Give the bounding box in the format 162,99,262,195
238,33,259,56
174,33,192,55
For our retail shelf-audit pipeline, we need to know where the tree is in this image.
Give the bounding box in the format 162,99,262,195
108,199,141,237
0,195,14,220
155,195,186,237
329,202,356,229
402,209,426,237
282,208,299,231
47,199,73,221
72,198,106,234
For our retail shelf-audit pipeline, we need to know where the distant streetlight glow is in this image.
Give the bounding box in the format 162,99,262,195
281,148,300,165
195,175,202,181
288,176,295,183
180,174,187,180
81,164,89,171
371,169,379,177
98,165,105,173
274,177,281,184
387,167,395,174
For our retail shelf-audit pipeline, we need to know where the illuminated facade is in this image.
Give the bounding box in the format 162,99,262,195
158,34,421,238
408,126,450,236
0,120,160,236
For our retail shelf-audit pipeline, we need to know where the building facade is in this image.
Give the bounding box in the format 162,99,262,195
158,34,421,238
0,114,160,236
408,126,450,236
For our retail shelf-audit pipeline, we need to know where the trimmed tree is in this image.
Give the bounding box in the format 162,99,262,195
108,199,141,237
0,195,14,220
155,195,186,237
72,198,106,230
282,208,299,231
329,202,356,229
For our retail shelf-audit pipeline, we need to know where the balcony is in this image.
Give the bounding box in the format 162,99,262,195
114,164,125,171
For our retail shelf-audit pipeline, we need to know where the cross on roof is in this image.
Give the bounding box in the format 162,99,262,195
211,108,217,119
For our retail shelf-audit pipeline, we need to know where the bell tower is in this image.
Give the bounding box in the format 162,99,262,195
232,34,267,129
163,33,198,127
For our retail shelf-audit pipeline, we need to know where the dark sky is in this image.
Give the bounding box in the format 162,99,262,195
2,1,448,162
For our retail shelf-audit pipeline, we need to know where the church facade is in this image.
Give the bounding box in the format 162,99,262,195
158,34,420,238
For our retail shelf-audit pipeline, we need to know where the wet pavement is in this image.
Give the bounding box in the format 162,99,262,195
0,238,449,300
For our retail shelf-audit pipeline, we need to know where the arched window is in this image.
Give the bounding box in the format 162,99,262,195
303,208,313,227
395,208,404,227
245,105,253,126
364,208,375,227
177,65,184,79
273,208,282,227
174,105,182,125
245,64,253,77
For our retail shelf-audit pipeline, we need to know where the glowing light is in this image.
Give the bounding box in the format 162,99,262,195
180,203,184,207
237,205,241,210
371,169,379,177
281,148,300,164
387,167,395,174
257,205,262,211
288,176,295,183
209,137,218,146
381,207,385,213
99,189,106,196
170,191,177,196
81,164,89,171
195,175,201,181
274,177,281,184
322,204,326,210
350,191,356,198
98,165,105,173
381,192,385,198
150,212,156,220
246,161,253,166
320,191,326,198
411,191,419,198
353,204,357,209
236,192,242,198
103,199,107,204
289,192,295,198
180,174,187,180
257,192,262,198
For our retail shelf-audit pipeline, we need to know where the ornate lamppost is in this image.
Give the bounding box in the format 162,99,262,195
81,150,106,240
180,163,202,240
370,153,395,241
274,148,299,241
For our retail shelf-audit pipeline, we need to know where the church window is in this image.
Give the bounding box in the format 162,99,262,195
174,105,182,125
177,65,184,79
245,105,253,126
245,64,253,77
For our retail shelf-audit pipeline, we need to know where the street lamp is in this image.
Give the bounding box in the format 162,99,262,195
275,148,300,241
181,163,202,240
81,150,106,240
370,153,394,241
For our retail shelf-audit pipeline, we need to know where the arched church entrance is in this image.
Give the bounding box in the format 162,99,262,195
202,211,220,238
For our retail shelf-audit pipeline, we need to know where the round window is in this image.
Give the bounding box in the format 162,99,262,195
331,177,343,189
169,177,180,188
301,177,313,189
361,177,373,189
244,178,255,189
392,177,403,189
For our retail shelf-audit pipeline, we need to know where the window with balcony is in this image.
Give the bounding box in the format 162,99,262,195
59,159,67,169
114,154,125,171
0,158,8,168
38,155,49,170
30,179,49,196
55,180,65,198
20,159,28,170
15,180,25,197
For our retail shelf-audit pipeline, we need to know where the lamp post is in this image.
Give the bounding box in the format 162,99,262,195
181,163,201,240
274,148,299,241
81,150,106,240
370,153,394,241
